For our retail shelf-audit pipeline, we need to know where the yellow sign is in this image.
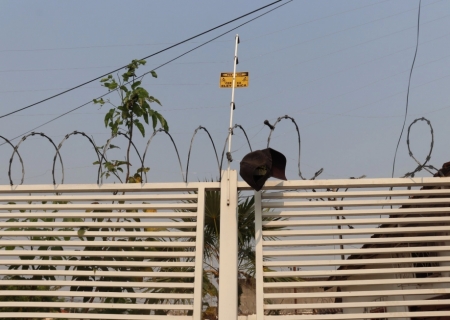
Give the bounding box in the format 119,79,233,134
220,72,249,88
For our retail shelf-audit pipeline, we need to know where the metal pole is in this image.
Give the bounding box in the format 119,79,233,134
218,34,240,320
226,34,239,206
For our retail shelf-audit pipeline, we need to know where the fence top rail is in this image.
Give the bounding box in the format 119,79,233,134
238,177,450,190
0,181,220,193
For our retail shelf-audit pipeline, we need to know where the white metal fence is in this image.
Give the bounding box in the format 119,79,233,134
254,178,450,320
0,182,213,319
1,176,450,319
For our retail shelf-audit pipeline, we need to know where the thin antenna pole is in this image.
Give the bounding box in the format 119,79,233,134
226,34,239,206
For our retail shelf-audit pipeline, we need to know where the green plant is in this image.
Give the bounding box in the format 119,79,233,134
93,59,168,182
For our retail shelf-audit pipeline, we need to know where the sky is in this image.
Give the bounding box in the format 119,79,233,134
1,0,450,185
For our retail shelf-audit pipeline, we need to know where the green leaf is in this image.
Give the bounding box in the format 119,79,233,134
152,114,157,129
149,96,162,106
155,111,169,131
134,120,145,137
150,70,157,78
108,144,120,150
77,229,86,237
104,108,114,127
143,111,149,124
119,85,129,93
131,81,141,90
137,167,150,173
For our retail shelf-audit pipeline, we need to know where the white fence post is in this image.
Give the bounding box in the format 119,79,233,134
254,190,264,320
218,170,238,320
193,186,206,320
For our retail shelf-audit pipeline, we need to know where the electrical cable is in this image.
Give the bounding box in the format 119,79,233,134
141,1,293,76
0,0,292,146
242,10,450,109
0,0,283,120
5,11,448,97
250,0,439,62
0,0,390,54
392,0,421,178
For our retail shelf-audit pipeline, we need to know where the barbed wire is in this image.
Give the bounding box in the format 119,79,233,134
402,117,439,178
0,115,442,185
142,128,185,183
185,126,220,183
265,115,323,180
0,135,25,185
8,132,63,186
53,131,104,184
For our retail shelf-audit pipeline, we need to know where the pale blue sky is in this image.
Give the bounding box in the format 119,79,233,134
1,0,450,184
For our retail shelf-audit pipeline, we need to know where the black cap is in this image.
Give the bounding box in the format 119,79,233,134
239,148,287,191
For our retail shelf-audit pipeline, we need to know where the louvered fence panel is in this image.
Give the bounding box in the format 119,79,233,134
0,182,209,320
252,177,450,319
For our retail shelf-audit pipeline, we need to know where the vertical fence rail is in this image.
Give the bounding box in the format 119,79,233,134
255,190,265,320
193,186,206,320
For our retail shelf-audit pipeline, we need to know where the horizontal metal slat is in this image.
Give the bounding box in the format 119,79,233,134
263,255,450,267
0,280,195,288
262,216,450,227
0,221,196,228
0,269,195,278
263,235,450,247
0,203,196,210
0,312,192,320
0,250,196,258
1,193,197,202
0,211,197,219
263,276,450,289
0,301,193,311
2,260,195,268
242,176,450,189
0,240,195,248
266,311,450,320
264,288,450,299
263,225,450,237
264,298,450,310
263,197,450,209
263,206,450,217
264,266,449,277
264,245,450,257
0,290,194,299
0,231,196,237
0,181,216,192
262,188,450,199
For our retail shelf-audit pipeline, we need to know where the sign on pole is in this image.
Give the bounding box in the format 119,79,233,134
219,72,249,88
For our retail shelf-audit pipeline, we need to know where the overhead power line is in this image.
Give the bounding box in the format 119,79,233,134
392,0,422,178
0,0,282,120
1,0,292,145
